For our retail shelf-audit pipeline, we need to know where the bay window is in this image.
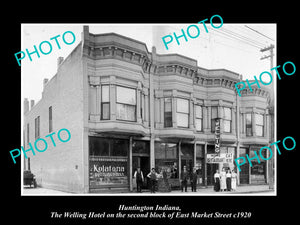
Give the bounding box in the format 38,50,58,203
246,113,252,136
101,85,110,120
195,105,203,131
116,86,136,121
211,106,218,132
164,98,172,127
255,113,264,137
223,107,232,133
176,98,189,128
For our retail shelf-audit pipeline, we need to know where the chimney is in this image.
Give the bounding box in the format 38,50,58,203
43,78,49,90
30,100,35,109
57,57,64,69
24,98,29,114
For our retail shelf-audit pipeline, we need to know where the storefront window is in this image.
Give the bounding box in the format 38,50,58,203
176,98,189,128
111,139,128,156
116,86,136,121
255,114,264,137
223,107,232,133
101,85,110,120
89,136,109,156
196,144,205,185
132,140,150,155
164,98,172,127
155,142,178,178
195,105,203,131
239,148,249,184
246,113,252,136
89,137,128,188
250,148,266,183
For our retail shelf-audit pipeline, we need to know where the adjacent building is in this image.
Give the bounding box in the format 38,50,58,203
23,26,274,193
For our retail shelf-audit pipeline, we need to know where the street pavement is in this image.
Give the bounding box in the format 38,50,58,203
22,184,275,195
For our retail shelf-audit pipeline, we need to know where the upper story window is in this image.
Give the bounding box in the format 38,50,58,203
101,85,110,120
49,106,53,132
195,105,203,131
211,106,218,132
255,113,264,137
164,98,172,127
246,113,252,136
176,98,189,128
223,107,232,133
116,86,136,121
34,116,40,139
26,123,30,144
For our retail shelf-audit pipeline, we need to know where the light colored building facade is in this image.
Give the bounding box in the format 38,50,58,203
23,26,273,193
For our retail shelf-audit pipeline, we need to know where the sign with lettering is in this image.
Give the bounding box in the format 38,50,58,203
215,118,221,153
89,156,128,188
206,153,233,164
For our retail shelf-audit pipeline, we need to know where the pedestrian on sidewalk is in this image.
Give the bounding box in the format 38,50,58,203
231,169,237,191
134,167,144,193
147,168,158,193
190,167,198,192
213,170,220,192
180,166,189,192
226,169,232,192
220,167,226,192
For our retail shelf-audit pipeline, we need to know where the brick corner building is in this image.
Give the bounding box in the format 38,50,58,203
23,26,274,193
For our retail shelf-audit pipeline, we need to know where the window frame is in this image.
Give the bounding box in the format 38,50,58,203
211,106,218,132
49,106,53,133
116,85,137,122
101,85,110,120
195,105,203,131
164,97,173,128
255,113,264,137
34,116,40,139
245,113,252,136
223,107,232,133
176,98,189,128
26,123,30,144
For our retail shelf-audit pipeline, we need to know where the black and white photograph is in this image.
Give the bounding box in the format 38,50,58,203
20,23,276,196
3,7,298,225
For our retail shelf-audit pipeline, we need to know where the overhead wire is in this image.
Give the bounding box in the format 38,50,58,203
212,26,266,49
244,25,275,41
209,27,264,49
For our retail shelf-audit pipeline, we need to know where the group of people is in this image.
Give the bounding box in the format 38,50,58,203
133,166,198,193
213,168,237,192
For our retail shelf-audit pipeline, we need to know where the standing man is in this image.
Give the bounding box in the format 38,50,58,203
147,168,158,193
180,166,188,192
134,167,144,193
190,167,198,192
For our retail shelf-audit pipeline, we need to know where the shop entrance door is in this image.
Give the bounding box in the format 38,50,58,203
132,156,150,188
181,158,193,174
207,163,218,186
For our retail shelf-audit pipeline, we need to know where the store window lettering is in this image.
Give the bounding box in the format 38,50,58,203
235,136,296,171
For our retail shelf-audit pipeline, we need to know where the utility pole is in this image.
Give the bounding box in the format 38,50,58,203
260,44,275,190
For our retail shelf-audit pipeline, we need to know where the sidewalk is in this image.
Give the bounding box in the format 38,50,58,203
22,184,275,195
167,185,275,195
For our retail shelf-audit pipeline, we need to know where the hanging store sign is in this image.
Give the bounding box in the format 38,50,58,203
215,118,221,153
206,153,233,164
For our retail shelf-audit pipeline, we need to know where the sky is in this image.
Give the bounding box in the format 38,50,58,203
21,23,276,105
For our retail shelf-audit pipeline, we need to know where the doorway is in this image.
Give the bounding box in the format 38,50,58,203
207,163,218,186
133,156,150,188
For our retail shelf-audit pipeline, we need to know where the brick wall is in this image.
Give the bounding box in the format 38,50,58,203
23,43,85,193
